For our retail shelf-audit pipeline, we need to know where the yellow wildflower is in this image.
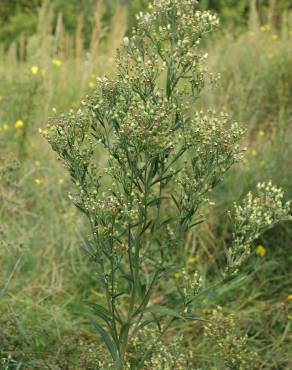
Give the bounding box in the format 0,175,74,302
52,58,62,67
272,34,278,41
260,24,271,32
34,178,43,186
256,245,266,257
174,272,181,280
35,161,41,166
31,65,39,74
15,120,24,129
187,256,197,265
89,81,95,89
258,130,265,137
267,53,274,59
3,123,9,130
251,149,257,156
287,295,292,301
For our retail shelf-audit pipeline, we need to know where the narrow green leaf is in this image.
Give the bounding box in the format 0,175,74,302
159,217,174,228
138,318,156,330
15,362,23,370
92,322,121,370
170,193,180,210
151,168,181,186
147,196,168,207
139,219,152,236
73,201,88,215
14,317,30,344
134,270,160,315
189,219,204,229
85,301,112,322
112,291,126,299
119,322,130,344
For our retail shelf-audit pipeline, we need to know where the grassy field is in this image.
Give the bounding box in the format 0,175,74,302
0,4,292,369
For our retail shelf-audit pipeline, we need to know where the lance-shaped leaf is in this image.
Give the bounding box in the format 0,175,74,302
92,322,121,370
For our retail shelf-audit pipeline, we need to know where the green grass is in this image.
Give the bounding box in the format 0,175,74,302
1,24,292,369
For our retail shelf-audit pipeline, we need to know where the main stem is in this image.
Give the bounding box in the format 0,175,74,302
119,161,151,363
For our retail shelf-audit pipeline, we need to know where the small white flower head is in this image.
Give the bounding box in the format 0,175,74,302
123,37,130,47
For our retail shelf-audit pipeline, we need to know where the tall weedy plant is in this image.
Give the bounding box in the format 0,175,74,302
45,0,291,368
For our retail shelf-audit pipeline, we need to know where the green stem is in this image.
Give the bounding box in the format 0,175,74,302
120,162,151,361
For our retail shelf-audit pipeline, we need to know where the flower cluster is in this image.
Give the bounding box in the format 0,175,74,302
131,1,219,99
45,108,96,190
75,189,141,256
227,182,291,272
173,111,245,226
204,307,258,369
127,328,190,370
175,268,202,311
89,78,178,160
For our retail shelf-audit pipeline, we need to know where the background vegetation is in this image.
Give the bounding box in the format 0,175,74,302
1,0,292,48
0,0,292,368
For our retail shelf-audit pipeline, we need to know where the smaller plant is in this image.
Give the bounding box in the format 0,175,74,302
204,306,259,370
227,182,291,273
